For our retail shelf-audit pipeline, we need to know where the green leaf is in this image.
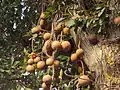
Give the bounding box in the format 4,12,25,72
65,19,75,27
98,7,105,17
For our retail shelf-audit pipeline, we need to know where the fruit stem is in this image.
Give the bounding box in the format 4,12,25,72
80,60,84,75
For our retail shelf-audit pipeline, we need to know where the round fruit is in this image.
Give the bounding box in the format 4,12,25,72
31,25,41,33
78,75,90,85
34,56,41,63
54,25,62,31
46,57,54,66
63,27,70,34
76,48,84,57
54,60,60,68
43,33,51,40
61,41,71,52
42,75,52,84
40,19,45,26
88,35,98,45
42,83,48,89
40,12,46,19
51,41,62,50
26,65,35,72
114,16,120,24
71,53,78,62
37,61,45,69
27,58,34,64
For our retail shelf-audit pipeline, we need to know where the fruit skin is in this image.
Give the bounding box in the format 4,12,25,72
76,48,84,57
40,12,46,19
37,61,45,69
42,75,52,84
46,57,54,66
61,41,71,52
43,33,51,41
27,58,34,64
31,25,41,33
26,65,35,72
63,27,70,34
88,35,98,45
78,75,90,86
51,41,62,50
54,25,62,31
54,60,60,68
34,56,41,63
40,19,45,26
42,83,50,89
114,16,120,24
71,53,78,62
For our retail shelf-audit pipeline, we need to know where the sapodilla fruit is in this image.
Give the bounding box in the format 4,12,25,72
27,58,34,64
61,41,71,52
31,25,41,33
26,65,35,72
78,75,90,86
46,57,54,66
43,33,51,40
76,48,84,57
34,56,41,63
71,53,78,62
114,16,120,24
42,75,52,84
54,60,60,68
51,41,62,50
63,27,70,34
54,25,62,31
42,83,48,89
37,61,45,69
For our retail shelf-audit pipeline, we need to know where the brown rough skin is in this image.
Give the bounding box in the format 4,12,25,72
76,48,84,57
43,33,51,41
37,61,45,69
71,53,78,62
27,58,34,64
31,25,41,33
61,41,71,52
42,75,52,85
34,56,41,63
26,65,35,72
78,75,90,86
46,57,54,66
51,41,62,50
63,27,70,34
114,16,120,24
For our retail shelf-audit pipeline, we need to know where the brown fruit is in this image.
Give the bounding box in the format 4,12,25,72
63,27,70,34
54,25,62,31
27,58,34,64
31,25,41,33
114,16,120,24
88,35,98,45
76,48,84,57
54,60,60,68
40,12,46,19
34,56,41,63
46,57,54,66
71,53,78,62
40,19,45,26
42,75,52,84
26,65,35,72
78,75,90,86
43,33,51,40
61,41,71,52
51,41,62,50
37,61,45,69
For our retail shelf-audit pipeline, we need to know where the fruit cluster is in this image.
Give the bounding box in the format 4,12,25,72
25,12,90,89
